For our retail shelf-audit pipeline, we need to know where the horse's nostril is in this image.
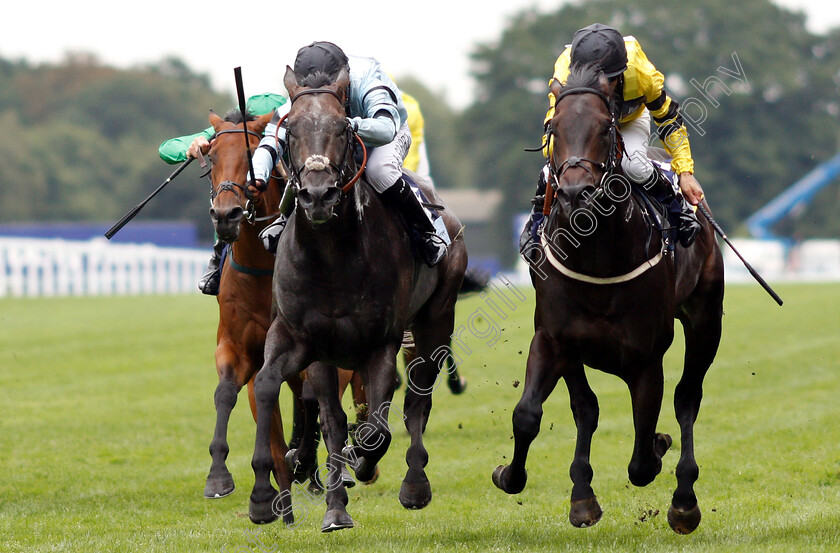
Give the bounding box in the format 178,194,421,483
209,207,217,220
298,190,314,208
228,207,244,223
323,187,341,207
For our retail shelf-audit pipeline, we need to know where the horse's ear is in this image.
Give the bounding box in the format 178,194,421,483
209,109,224,130
252,112,273,134
597,72,610,94
332,67,350,100
550,78,562,101
283,65,299,98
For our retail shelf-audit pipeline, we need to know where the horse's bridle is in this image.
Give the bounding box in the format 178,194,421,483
280,87,367,195
207,127,280,224
547,86,623,191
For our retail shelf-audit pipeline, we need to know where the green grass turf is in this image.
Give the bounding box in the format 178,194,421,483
0,282,838,552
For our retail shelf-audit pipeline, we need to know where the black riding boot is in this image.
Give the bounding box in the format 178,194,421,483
197,238,226,296
518,166,548,258
644,168,701,248
258,182,297,254
380,178,447,267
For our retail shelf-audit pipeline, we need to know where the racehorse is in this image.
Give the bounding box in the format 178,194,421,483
492,65,724,534
248,66,468,531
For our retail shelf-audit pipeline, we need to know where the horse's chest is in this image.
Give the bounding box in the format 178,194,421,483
278,286,393,345
546,299,673,367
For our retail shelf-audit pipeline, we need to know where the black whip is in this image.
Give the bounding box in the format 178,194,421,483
697,201,783,306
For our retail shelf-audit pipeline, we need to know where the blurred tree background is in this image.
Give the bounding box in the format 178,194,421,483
1,0,838,265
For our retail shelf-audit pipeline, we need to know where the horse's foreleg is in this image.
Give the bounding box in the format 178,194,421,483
669,297,722,534
205,347,244,499
342,370,368,487
284,376,321,485
564,363,603,528
245,378,293,511
249,325,305,526
306,363,355,532
493,328,563,495
399,327,445,511
626,355,668,488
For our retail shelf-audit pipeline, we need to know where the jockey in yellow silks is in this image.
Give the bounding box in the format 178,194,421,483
520,23,703,257
401,92,431,179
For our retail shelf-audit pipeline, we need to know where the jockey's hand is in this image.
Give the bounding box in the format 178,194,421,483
247,179,266,198
187,136,211,161
679,172,704,205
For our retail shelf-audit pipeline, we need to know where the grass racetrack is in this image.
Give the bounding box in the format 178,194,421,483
1,282,839,552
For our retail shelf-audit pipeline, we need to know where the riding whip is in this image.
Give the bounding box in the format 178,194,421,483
233,67,258,190
104,157,194,239
697,201,783,306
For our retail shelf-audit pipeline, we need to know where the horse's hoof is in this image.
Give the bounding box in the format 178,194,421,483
399,480,432,510
204,470,235,499
668,503,702,534
655,433,673,458
492,465,527,494
341,464,356,488
362,465,380,486
248,488,280,525
569,497,603,528
321,508,354,532
352,457,378,484
448,375,467,395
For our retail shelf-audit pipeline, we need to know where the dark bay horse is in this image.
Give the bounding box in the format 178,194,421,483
248,66,468,531
493,65,724,534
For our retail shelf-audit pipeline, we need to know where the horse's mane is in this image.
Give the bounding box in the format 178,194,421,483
222,108,256,124
296,70,335,89
556,63,617,116
562,63,608,93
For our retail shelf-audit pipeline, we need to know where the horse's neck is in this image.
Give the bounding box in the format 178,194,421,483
291,203,364,266
230,223,274,270
288,193,403,284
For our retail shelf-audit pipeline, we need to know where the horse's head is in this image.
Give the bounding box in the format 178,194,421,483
207,110,273,242
283,65,362,226
547,65,618,212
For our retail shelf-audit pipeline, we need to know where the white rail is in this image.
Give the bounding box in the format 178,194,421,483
0,237,209,297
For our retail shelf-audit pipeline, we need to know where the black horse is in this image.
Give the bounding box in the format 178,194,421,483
248,66,468,531
493,65,724,534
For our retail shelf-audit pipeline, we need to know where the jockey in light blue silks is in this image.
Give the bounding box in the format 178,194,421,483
185,41,448,295
247,42,447,265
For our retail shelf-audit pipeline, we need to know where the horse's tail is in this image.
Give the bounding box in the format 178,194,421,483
458,266,490,296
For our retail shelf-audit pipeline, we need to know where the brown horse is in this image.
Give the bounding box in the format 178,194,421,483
493,65,724,534
248,66,468,531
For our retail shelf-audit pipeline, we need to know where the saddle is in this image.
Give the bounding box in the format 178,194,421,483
400,171,452,248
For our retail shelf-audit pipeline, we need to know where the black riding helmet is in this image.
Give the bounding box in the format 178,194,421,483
570,23,627,78
293,41,349,79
